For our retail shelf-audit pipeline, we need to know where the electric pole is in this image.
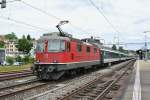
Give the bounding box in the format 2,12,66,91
0,0,6,8
143,31,150,61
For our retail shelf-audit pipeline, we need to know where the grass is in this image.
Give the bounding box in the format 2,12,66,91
0,64,32,72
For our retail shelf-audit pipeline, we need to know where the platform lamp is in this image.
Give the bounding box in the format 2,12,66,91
143,31,150,61
0,0,6,8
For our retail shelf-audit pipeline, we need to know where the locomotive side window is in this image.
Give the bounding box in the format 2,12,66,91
94,48,97,53
67,42,70,52
60,40,65,51
86,47,90,53
77,44,82,52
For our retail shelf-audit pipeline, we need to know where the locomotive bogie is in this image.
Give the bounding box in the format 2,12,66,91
34,59,101,80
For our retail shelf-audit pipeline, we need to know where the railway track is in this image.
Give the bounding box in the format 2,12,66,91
59,61,134,100
0,70,33,81
0,79,50,99
0,70,94,100
0,78,38,91
24,60,134,100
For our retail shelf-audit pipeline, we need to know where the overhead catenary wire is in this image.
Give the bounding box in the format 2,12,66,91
19,0,90,34
88,0,121,35
6,0,21,3
0,15,50,32
0,0,52,32
20,0,63,21
69,23,89,34
2,0,95,35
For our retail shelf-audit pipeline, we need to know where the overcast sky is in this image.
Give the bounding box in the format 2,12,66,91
0,0,150,50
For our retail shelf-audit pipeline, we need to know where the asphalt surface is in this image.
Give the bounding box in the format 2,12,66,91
122,60,150,100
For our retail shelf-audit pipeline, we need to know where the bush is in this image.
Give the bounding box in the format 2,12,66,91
6,56,14,65
15,56,22,62
29,57,35,63
23,56,29,64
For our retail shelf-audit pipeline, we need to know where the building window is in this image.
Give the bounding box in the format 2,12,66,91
86,47,90,53
10,49,13,52
77,44,82,52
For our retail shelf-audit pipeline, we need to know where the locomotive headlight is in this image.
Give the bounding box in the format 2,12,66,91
53,60,58,63
38,66,44,71
36,59,40,63
38,66,42,71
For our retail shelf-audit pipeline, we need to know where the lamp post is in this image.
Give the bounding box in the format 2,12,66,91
0,0,6,8
143,31,150,61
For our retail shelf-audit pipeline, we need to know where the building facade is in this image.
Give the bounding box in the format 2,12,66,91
0,48,5,64
0,34,37,58
5,40,23,57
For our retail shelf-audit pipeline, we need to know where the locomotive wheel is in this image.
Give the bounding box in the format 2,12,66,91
50,71,65,80
37,71,65,80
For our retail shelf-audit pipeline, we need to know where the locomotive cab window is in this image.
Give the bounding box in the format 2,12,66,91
86,47,90,53
36,41,45,52
77,44,82,52
48,39,65,52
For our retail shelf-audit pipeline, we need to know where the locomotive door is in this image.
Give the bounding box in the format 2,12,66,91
100,50,104,64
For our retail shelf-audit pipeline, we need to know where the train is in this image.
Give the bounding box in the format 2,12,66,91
32,24,133,80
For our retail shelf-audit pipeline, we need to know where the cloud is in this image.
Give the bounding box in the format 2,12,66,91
0,0,150,50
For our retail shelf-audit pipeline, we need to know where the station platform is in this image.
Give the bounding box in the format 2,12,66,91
121,60,150,100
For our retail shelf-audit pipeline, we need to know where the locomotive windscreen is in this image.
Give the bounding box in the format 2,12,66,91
36,39,65,52
36,41,45,52
48,40,65,52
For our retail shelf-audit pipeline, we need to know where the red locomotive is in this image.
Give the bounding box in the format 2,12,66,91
33,21,131,80
33,21,102,80
34,33,101,79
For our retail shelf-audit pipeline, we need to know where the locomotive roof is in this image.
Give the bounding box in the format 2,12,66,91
38,32,100,48
101,48,128,55
39,35,93,46
38,35,71,41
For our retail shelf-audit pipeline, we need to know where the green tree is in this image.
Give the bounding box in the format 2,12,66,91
4,32,17,40
23,56,29,64
16,35,33,55
29,57,35,63
27,34,31,40
119,46,124,52
0,41,4,48
6,56,14,65
112,44,117,50
15,56,22,62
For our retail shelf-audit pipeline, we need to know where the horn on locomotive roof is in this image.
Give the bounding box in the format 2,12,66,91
56,20,69,37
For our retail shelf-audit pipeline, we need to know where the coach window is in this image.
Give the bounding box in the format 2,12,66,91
77,44,82,52
94,48,97,53
86,46,90,53
67,42,70,52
